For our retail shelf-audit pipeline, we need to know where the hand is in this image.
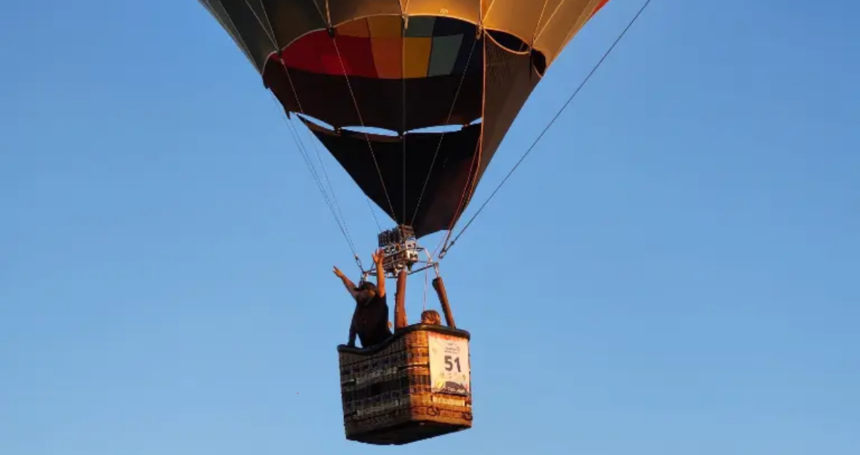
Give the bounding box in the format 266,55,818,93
333,266,345,278
371,248,385,265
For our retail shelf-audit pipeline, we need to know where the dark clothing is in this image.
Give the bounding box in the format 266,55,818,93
350,293,392,348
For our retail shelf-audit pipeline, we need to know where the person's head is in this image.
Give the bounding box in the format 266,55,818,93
421,310,442,325
355,281,378,305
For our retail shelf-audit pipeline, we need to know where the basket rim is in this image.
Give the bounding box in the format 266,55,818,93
337,324,471,355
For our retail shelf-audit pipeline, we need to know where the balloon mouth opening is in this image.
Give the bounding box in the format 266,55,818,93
531,51,548,76
485,30,548,76
298,113,483,137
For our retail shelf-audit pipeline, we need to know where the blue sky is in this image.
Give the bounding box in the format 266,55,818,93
1,1,858,454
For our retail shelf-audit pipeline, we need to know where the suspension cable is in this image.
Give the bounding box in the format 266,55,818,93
441,0,653,257
272,100,359,257
366,198,382,231
436,139,482,257
272,51,359,257
401,16,408,229
330,35,399,222
423,267,429,312
246,1,361,261
410,36,480,226
302,4,383,234
302,120,354,246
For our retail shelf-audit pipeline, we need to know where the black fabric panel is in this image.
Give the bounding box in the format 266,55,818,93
243,0,276,39
265,61,483,132
198,0,256,67
199,0,327,71
208,0,278,70
259,0,328,49
304,122,482,238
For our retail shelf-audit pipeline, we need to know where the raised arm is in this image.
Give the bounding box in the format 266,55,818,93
333,266,359,299
372,249,386,297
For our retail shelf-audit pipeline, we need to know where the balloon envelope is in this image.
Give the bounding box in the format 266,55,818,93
198,0,610,238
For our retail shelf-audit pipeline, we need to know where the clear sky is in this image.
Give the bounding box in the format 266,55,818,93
2,1,858,454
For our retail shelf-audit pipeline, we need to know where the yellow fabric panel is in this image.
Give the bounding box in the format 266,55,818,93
533,0,571,38
338,18,371,38
405,0,481,24
483,0,556,46
403,37,432,78
533,0,603,64
367,15,403,38
371,37,404,79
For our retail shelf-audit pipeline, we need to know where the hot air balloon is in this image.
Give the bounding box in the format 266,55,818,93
196,0,612,445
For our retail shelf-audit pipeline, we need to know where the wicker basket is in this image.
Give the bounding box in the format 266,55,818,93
337,324,473,445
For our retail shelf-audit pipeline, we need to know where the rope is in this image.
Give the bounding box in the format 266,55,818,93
330,35,399,222
303,122,353,244
402,16,408,227
434,139,482,258
276,63,361,260
366,197,382,231
423,267,428,312
274,52,361,258
245,1,361,262
441,0,654,257
272,100,359,257
410,36,480,226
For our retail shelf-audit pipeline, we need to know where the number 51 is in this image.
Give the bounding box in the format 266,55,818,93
444,355,462,372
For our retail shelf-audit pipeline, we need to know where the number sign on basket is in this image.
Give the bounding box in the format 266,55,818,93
428,332,470,396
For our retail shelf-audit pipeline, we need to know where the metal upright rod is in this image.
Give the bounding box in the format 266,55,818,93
394,269,408,330
431,277,456,329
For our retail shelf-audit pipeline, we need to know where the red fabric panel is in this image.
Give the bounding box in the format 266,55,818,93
280,31,378,78
281,32,333,74
592,0,611,17
332,35,378,78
